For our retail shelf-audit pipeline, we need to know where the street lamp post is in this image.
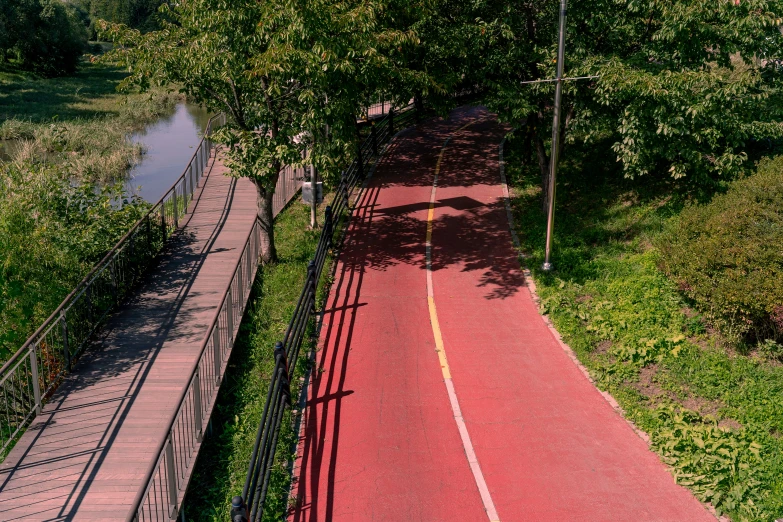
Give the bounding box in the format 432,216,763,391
542,0,568,272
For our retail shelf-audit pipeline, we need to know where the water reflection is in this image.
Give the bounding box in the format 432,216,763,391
126,103,211,202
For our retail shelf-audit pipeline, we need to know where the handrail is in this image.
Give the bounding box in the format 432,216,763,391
128,214,260,522
231,103,417,522
128,160,304,521
0,112,227,456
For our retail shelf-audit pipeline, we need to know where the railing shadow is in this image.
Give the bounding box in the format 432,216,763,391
0,173,240,521
291,108,517,520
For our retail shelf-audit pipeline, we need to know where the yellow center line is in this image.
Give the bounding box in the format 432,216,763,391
425,118,500,522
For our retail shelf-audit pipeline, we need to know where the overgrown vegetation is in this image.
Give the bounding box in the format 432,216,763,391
0,62,183,363
0,161,147,361
658,157,783,347
505,136,783,520
183,199,328,521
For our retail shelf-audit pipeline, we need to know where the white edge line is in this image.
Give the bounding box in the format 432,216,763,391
428,129,500,522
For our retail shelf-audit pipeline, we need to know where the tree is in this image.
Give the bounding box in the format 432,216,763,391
74,0,167,36
474,0,783,202
0,0,87,76
101,0,421,263
412,0,783,208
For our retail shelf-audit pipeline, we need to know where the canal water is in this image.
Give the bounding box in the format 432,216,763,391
126,103,211,202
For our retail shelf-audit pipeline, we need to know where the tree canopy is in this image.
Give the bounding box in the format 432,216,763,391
0,0,88,76
101,0,424,262
468,0,783,193
98,0,783,257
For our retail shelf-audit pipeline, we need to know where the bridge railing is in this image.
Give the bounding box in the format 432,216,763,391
129,211,263,522
0,112,227,457
129,154,306,522
232,103,417,522
360,98,414,120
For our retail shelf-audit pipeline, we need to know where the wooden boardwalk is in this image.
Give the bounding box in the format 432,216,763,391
0,152,258,520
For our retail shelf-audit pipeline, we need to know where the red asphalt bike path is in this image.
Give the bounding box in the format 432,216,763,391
291,106,715,521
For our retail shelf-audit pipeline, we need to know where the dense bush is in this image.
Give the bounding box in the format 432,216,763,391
0,160,148,362
0,0,88,76
658,156,783,344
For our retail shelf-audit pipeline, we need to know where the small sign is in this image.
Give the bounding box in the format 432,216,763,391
302,181,323,204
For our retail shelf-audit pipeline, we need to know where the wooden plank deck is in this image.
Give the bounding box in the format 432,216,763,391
0,152,258,521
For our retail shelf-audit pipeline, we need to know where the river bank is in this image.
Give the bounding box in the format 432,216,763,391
0,62,184,183
0,62,194,362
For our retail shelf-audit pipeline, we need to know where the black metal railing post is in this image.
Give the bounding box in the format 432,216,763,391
324,206,333,246
340,170,348,208
274,341,291,404
356,140,364,179
231,496,249,522
389,108,395,136
307,260,317,315
371,122,378,156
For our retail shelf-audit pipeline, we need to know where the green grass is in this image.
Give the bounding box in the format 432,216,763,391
506,137,783,521
0,60,182,182
183,198,332,521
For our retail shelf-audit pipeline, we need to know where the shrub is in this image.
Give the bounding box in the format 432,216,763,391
4,0,87,77
657,156,783,344
0,160,148,362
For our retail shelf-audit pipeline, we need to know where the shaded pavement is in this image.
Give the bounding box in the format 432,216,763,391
0,153,258,521
290,106,715,521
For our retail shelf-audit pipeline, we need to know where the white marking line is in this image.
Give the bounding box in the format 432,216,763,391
426,123,501,522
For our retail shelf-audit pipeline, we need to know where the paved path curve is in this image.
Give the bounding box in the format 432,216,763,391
291,106,715,521
0,153,257,520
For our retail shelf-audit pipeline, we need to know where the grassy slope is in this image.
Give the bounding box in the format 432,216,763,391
0,60,181,182
505,138,783,521
183,199,329,521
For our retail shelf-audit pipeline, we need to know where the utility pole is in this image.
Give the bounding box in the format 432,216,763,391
542,0,568,272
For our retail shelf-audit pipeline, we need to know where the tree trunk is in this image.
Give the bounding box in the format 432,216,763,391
253,178,278,264
310,163,318,229
521,123,534,166
414,91,425,114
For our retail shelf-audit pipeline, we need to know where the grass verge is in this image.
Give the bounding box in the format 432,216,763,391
183,198,333,521
505,137,783,521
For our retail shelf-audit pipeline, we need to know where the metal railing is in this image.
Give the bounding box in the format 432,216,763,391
129,215,262,522
128,154,308,522
361,98,414,120
0,112,227,458
230,103,418,522
273,163,304,216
